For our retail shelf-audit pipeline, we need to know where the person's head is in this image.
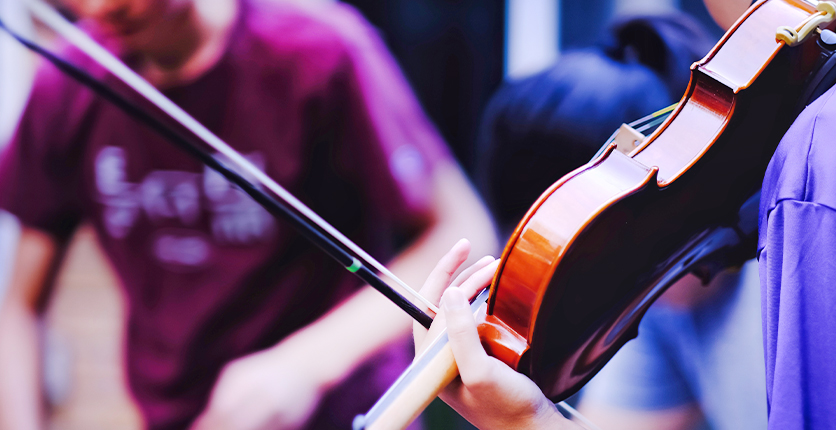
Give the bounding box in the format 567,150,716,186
477,13,715,236
60,0,195,48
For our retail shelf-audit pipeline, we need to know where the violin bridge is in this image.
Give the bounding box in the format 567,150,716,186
612,123,646,155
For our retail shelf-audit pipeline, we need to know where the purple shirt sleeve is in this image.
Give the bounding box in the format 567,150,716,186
759,201,836,429
759,84,836,429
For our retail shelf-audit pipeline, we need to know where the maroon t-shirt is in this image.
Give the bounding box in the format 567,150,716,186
0,1,448,428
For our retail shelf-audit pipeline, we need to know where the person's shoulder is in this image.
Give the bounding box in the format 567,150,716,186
22,42,100,136
28,41,95,97
762,85,836,215
240,0,380,71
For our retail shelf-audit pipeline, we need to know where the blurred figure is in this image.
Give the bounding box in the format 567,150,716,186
477,14,710,236
580,261,765,430
473,13,766,430
0,1,496,430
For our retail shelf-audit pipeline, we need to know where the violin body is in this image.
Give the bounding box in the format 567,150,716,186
491,0,828,400
358,2,836,428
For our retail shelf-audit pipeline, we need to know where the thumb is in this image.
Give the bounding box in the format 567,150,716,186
442,288,491,386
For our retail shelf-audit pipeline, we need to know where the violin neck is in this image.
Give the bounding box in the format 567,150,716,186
362,333,459,430
355,289,490,429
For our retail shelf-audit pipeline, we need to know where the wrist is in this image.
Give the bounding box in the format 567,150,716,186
268,286,413,393
530,399,571,430
267,332,346,394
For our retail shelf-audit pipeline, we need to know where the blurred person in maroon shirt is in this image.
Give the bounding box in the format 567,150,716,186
0,0,497,429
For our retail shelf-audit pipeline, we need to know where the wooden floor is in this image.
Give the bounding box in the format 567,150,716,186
44,225,141,430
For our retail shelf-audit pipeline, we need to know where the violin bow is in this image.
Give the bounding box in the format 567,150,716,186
0,0,439,328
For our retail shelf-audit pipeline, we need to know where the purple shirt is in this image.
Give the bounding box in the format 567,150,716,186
759,84,836,429
0,1,448,429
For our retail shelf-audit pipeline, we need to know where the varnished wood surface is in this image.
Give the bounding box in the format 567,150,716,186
486,0,829,402
367,341,458,430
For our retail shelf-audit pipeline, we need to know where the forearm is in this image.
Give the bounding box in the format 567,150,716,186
273,162,498,391
0,300,43,430
274,227,495,391
0,227,59,430
271,286,409,393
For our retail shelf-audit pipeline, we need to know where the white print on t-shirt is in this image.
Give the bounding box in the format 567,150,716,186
95,147,140,239
141,171,201,225
95,146,276,267
153,233,211,267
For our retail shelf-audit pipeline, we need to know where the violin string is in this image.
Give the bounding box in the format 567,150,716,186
592,102,677,162
23,0,439,315
556,401,604,430
634,115,668,134
627,103,679,128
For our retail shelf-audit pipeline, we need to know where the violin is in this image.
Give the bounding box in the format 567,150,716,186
356,1,836,428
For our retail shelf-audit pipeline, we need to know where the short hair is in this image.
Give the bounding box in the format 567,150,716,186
477,13,715,236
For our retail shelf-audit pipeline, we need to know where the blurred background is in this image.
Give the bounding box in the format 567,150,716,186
0,0,728,429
